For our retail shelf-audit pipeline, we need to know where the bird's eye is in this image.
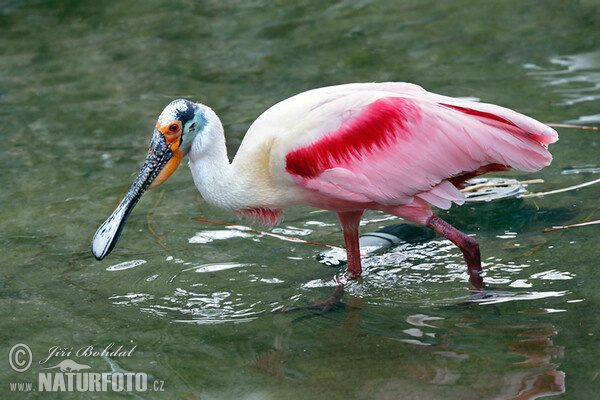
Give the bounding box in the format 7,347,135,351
169,123,179,133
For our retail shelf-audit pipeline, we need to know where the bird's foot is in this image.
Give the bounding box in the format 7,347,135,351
468,286,494,301
276,284,346,314
469,285,511,298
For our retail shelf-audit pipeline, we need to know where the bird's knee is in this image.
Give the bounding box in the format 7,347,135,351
460,235,481,265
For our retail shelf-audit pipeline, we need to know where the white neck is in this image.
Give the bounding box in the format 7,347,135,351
187,105,278,212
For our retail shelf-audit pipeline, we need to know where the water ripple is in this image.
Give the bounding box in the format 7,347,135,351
471,290,569,306
525,51,600,107
188,230,254,244
106,259,147,271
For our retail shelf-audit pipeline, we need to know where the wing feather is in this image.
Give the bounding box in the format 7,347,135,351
240,83,557,212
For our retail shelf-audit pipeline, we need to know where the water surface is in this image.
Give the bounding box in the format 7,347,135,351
1,1,599,398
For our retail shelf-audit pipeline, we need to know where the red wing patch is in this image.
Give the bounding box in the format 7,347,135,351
285,97,422,178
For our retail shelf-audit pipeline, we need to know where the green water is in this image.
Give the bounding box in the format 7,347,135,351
1,0,599,398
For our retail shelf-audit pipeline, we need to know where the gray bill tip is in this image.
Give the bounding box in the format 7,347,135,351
91,200,131,260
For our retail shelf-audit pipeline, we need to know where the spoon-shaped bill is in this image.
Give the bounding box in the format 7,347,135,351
92,129,176,260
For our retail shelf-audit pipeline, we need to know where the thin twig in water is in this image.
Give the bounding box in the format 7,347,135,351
147,189,170,251
582,204,600,223
460,179,544,193
544,219,600,232
544,204,600,233
546,123,600,131
521,177,600,198
193,217,344,251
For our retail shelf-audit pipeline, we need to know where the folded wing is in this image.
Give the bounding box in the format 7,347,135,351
276,83,557,211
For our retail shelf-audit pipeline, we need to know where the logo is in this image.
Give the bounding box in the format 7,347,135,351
42,359,91,372
7,343,165,393
9,343,32,372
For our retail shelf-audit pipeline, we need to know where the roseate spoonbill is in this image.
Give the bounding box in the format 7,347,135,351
92,82,557,299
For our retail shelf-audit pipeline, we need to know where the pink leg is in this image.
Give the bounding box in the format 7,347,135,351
337,210,365,279
426,214,484,289
276,210,364,314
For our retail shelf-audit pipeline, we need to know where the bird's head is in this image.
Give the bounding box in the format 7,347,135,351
148,99,205,188
91,99,206,260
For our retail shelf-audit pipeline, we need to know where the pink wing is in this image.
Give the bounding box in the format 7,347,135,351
275,83,557,218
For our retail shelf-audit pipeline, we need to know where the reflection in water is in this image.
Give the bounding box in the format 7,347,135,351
109,258,268,324
250,335,289,378
188,229,254,244
104,217,569,398
471,290,569,306
525,51,600,118
185,262,252,273
302,235,574,310
3,0,599,397
106,215,575,326
249,334,306,381
241,294,570,400
335,302,566,399
561,167,600,175
496,322,565,399
105,259,147,271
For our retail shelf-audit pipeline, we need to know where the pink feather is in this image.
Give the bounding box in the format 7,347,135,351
276,83,557,223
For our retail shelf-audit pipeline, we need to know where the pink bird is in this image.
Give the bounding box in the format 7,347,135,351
92,82,557,308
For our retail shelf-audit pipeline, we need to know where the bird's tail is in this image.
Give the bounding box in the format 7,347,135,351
439,102,558,172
